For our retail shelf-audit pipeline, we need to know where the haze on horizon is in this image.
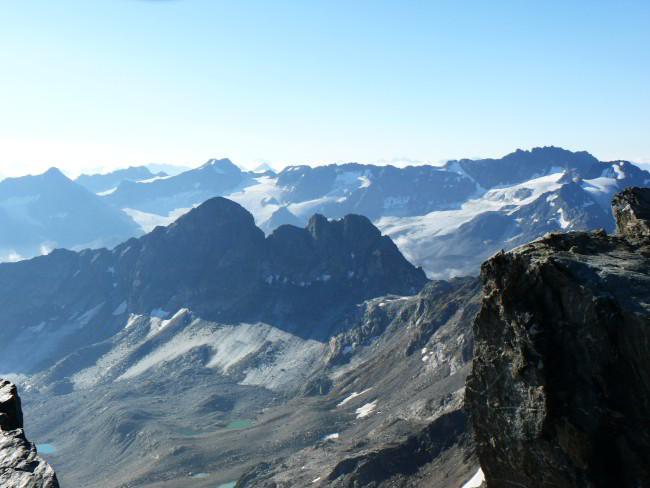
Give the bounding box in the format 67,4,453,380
1,0,648,178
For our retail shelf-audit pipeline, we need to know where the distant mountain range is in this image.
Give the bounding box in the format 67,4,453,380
0,168,142,261
2,147,648,278
75,165,167,194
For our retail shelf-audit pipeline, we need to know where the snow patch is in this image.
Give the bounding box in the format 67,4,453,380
355,400,377,418
338,388,372,407
96,187,117,196
461,468,485,488
557,209,570,229
112,301,127,316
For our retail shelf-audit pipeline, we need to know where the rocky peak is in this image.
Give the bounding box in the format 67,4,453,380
201,158,241,174
0,379,59,487
465,187,650,487
0,380,23,431
612,187,650,239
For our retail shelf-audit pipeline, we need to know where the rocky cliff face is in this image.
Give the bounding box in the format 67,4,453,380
0,379,59,487
466,187,650,487
0,196,428,375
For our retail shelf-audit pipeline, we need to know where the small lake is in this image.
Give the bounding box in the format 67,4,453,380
216,482,236,488
225,419,253,430
36,444,57,455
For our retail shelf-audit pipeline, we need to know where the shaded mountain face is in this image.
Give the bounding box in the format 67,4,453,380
0,168,143,262
466,188,650,487
0,379,59,487
75,166,167,194
0,197,427,376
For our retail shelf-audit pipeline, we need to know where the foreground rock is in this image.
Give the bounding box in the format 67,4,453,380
0,379,59,487
466,188,650,487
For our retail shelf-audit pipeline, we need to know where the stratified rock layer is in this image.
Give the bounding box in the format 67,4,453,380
466,187,650,487
0,379,59,487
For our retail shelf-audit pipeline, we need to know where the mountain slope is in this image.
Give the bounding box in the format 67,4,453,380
0,168,143,262
0,197,426,376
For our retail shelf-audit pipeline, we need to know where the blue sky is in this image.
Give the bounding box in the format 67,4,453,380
1,0,648,176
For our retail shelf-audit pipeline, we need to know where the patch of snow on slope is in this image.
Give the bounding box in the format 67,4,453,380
76,302,105,326
377,172,566,268
582,177,619,211
461,468,485,488
138,174,173,184
96,187,117,196
358,175,371,188
225,176,284,224
355,400,377,418
123,207,194,232
612,163,626,179
112,301,127,316
288,196,341,219
557,208,570,229
338,388,372,407
147,308,187,337
335,171,362,186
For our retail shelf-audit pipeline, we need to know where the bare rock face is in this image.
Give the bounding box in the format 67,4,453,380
465,187,650,487
612,187,650,239
0,379,59,487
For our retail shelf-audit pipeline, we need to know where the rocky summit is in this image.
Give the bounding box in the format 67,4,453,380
466,187,650,487
0,379,59,487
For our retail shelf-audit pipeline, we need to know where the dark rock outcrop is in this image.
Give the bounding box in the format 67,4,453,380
0,379,59,487
612,187,650,239
324,410,470,487
466,187,650,487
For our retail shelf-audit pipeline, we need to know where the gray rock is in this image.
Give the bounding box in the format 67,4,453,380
612,187,650,239
466,187,650,487
0,379,59,488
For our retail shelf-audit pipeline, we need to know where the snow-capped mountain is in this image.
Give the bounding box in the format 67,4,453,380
98,147,648,278
102,158,254,230
0,168,142,262
75,166,167,194
3,147,647,277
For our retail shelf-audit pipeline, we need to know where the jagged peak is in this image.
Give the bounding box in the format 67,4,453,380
200,158,240,173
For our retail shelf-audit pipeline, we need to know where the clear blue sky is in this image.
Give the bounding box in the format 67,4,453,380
1,0,648,176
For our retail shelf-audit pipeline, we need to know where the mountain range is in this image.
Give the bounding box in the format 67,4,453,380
1,197,473,487
2,147,648,280
1,183,648,487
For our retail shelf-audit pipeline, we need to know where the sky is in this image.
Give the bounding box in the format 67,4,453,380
1,0,649,178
